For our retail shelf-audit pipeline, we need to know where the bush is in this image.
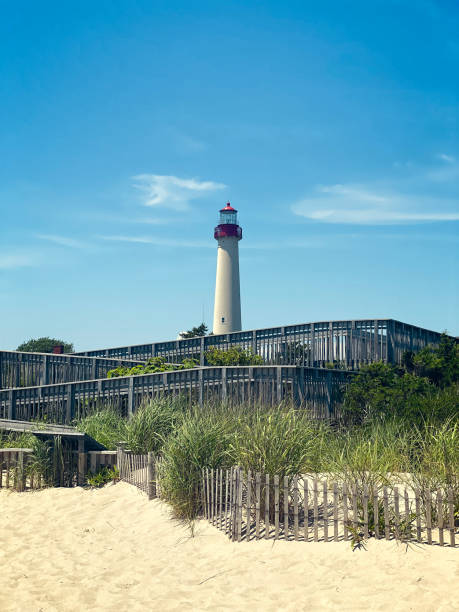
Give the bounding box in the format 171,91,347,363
107,356,198,378
87,466,120,487
16,337,73,353
205,347,263,366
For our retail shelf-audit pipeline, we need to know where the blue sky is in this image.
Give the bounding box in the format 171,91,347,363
1,0,458,351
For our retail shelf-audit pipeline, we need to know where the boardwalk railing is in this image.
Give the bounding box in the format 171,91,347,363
75,318,444,368
0,366,353,424
0,351,145,390
201,468,458,548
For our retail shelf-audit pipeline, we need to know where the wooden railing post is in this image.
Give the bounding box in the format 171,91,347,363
7,390,16,420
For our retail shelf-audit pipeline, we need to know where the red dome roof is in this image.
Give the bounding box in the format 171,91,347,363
220,202,237,213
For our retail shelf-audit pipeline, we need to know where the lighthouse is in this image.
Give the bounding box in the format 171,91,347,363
213,203,242,334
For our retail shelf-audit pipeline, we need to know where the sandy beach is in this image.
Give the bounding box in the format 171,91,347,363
0,482,457,612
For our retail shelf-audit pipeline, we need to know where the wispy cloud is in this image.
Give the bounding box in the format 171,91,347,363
132,175,226,210
292,184,459,225
97,235,213,248
436,153,456,164
0,254,38,269
37,234,89,248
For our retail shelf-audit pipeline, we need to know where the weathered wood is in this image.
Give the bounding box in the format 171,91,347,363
147,452,154,500
426,489,432,545
448,489,455,547
437,490,444,546
246,470,252,541
274,475,280,539
293,475,299,541
352,485,358,533
283,475,289,540
255,472,261,539
313,479,319,542
303,479,309,542
333,482,339,542
415,489,422,542
383,487,390,540
394,487,400,539
363,485,369,539
237,469,243,543
342,482,349,540
373,488,380,539
264,473,270,539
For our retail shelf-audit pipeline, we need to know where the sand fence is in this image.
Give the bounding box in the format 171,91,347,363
114,448,457,549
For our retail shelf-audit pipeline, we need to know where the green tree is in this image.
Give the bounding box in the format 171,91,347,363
17,337,74,353
410,334,459,388
179,323,208,339
205,346,263,366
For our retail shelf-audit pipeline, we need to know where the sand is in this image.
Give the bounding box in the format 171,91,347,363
0,482,458,612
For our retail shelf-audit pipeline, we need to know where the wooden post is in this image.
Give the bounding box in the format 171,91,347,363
128,377,134,418
383,487,390,540
333,483,339,542
283,475,289,540
426,489,432,545
313,479,319,542
274,475,280,539
293,476,299,541
374,488,380,539
323,481,328,542
303,479,309,542
264,473,270,540
7,390,16,420
448,489,455,548
415,489,422,542
394,487,400,539
237,468,243,543
437,490,444,546
77,437,85,485
147,452,155,500
343,483,349,540
363,485,369,539
66,384,74,424
246,470,252,541
17,451,25,492
255,472,261,540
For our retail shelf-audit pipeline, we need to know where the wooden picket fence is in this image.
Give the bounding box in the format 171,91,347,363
0,448,37,491
117,447,162,500
201,468,458,548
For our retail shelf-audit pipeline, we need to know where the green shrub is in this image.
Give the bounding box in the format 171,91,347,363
87,466,120,487
107,356,198,378
205,346,263,366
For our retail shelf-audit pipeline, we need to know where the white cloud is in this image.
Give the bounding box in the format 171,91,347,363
437,153,456,164
37,234,88,248
0,254,38,269
97,235,213,248
132,174,226,210
292,184,459,225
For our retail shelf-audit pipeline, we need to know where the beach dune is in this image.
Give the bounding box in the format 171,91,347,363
0,482,458,611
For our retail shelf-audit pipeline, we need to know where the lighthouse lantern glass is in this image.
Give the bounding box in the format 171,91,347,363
219,210,238,225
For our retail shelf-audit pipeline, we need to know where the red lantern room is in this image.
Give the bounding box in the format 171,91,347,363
214,202,242,240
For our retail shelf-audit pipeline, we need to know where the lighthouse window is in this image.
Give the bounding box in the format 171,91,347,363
221,317,225,323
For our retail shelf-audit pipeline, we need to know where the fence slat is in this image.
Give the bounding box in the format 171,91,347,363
237,469,243,543
363,485,369,539
255,472,261,540
415,489,422,542
383,487,390,540
373,488,380,539
265,473,270,539
303,479,309,542
426,489,432,545
437,490,444,546
283,475,289,540
343,482,349,541
293,475,299,541
313,479,319,542
323,481,328,543
448,489,455,548
274,475,280,540
394,487,400,539
333,482,339,542
246,470,252,541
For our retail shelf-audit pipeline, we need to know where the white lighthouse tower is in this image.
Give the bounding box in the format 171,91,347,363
213,203,242,334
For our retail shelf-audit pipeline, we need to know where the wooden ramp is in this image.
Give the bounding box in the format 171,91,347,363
0,418,106,451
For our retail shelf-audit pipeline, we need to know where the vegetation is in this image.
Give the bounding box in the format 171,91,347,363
87,466,119,487
205,346,263,366
16,337,74,353
343,334,459,424
107,356,198,378
179,323,208,339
